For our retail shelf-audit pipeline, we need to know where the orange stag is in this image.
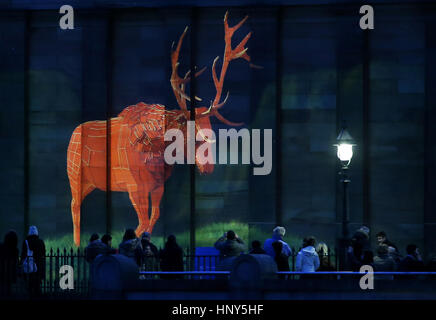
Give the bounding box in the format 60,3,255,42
67,12,252,246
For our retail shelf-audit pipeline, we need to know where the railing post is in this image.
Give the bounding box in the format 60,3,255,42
77,248,81,294
185,247,189,272
49,248,53,295
83,248,88,295
291,247,296,278
55,248,59,294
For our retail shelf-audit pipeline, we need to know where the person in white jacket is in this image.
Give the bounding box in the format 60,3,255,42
295,236,320,272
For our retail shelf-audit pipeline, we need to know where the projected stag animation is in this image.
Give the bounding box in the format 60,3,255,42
67,12,253,246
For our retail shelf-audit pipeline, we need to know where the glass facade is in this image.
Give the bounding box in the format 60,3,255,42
0,4,435,256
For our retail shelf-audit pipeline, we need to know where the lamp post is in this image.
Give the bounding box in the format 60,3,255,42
334,123,355,270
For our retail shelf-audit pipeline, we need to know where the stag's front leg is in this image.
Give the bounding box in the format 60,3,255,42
147,185,164,233
127,186,150,237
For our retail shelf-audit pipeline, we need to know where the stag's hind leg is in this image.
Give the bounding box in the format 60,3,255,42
127,186,150,237
147,185,164,233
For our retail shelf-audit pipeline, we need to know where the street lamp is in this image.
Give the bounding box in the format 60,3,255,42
334,122,355,270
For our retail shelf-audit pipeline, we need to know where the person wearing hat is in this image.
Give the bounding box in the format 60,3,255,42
348,225,372,271
263,226,292,259
141,232,159,258
20,226,46,297
85,233,110,263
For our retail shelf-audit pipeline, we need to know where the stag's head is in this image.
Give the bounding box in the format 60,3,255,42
170,12,252,175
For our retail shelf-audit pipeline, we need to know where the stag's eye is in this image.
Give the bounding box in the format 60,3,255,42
177,117,185,125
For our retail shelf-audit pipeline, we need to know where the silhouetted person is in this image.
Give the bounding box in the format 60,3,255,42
272,241,290,279
21,226,45,297
316,242,336,278
119,229,143,267
101,234,117,254
141,232,158,258
0,230,19,296
85,234,110,263
214,230,246,258
373,244,396,280
159,235,184,279
376,231,398,252
348,226,372,271
362,250,374,266
387,245,402,266
399,244,424,278
249,240,266,254
141,232,159,270
264,226,292,259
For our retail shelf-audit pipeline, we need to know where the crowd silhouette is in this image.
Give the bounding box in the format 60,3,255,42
1,224,435,297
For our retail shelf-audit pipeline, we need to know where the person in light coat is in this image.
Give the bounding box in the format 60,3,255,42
295,236,320,273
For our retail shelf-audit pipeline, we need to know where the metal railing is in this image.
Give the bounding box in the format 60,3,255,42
137,270,436,280
1,246,338,297
275,271,436,280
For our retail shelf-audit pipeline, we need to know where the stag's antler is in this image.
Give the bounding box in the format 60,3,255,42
170,26,206,115
197,11,251,126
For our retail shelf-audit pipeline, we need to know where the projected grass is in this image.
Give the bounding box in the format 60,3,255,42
44,221,302,251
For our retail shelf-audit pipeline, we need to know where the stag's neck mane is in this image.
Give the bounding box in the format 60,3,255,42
117,102,193,131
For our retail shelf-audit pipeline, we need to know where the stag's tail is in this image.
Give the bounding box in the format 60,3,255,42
67,125,83,247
